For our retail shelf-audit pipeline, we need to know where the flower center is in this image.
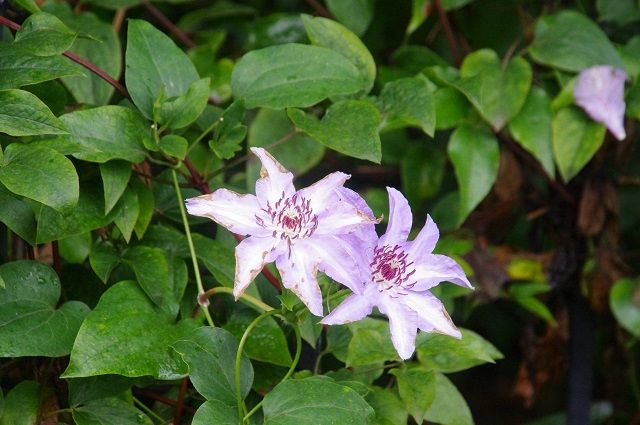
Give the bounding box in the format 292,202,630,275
255,192,319,243
370,245,416,295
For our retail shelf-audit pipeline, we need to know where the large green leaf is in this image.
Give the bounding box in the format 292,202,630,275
172,327,253,405
0,260,90,357
390,366,435,423
62,281,197,379
155,78,210,129
452,49,531,130
302,15,375,94
0,89,67,136
529,10,623,72
416,328,503,373
447,124,500,225
0,381,42,425
246,108,325,189
424,373,473,425
53,106,149,163
113,188,139,243
262,378,375,425
0,184,36,244
72,398,153,425
552,107,606,182
43,3,122,106
379,76,435,136
610,278,640,338
223,309,292,367
68,375,137,406
232,43,365,109
346,318,399,366
0,143,78,212
13,12,76,56
125,19,200,119
0,43,81,89
192,400,240,425
288,99,381,163
192,233,237,287
508,87,555,177
365,387,408,425
325,0,374,37
99,160,131,214
434,86,471,130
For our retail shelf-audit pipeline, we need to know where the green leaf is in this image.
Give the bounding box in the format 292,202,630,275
508,87,555,177
14,12,76,56
610,278,640,338
156,78,210,129
192,400,240,425
62,281,197,380
0,89,67,136
223,309,292,367
46,3,123,106
424,373,473,425
172,327,253,405
529,10,623,72
126,19,200,119
133,180,155,239
89,241,120,283
231,43,365,109
379,76,435,136
447,124,500,225
59,232,92,264
302,15,376,94
122,245,176,316
82,0,142,9
209,100,247,160
390,366,435,423
100,160,132,214
262,378,375,425
0,184,37,244
400,143,446,205
68,375,137,406
113,187,139,243
11,0,40,13
192,233,236,287
416,328,502,373
0,143,79,211
288,99,381,163
0,381,42,425
346,318,399,366
54,105,149,163
72,398,153,425
597,0,640,25
434,86,471,130
159,135,188,160
513,295,556,325
365,387,408,425
325,0,374,37
0,260,90,357
0,43,81,89
453,49,532,130
246,108,325,188
552,107,606,182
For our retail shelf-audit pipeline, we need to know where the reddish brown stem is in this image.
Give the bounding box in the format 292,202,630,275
172,377,189,425
143,0,196,49
51,241,61,276
305,0,332,17
135,389,196,415
433,0,461,66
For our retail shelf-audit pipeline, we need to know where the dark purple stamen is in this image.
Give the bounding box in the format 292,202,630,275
370,244,416,293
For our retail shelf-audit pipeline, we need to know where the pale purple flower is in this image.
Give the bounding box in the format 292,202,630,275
574,65,627,141
185,147,375,316
321,188,473,359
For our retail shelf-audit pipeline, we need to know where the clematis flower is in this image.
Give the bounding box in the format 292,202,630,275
185,147,375,316
321,187,473,359
574,65,627,141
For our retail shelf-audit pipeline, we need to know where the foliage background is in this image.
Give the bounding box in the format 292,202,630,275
0,0,640,424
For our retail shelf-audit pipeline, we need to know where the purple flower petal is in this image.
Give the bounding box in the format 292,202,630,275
298,171,351,212
379,187,412,247
409,254,472,291
574,65,627,141
320,293,373,325
406,215,439,256
276,248,324,316
251,147,296,205
233,236,282,297
379,297,418,360
185,190,269,236
401,291,461,338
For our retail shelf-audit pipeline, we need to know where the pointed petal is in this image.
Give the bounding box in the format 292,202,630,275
320,293,373,325
409,254,472,291
574,65,627,141
379,187,412,247
233,236,282,297
315,202,377,235
379,297,418,360
407,215,439,256
275,247,324,316
401,291,461,338
185,190,269,236
299,235,368,294
251,147,296,205
298,171,350,212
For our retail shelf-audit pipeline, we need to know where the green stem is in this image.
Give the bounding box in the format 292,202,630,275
235,309,282,423
243,323,302,423
203,286,274,313
171,168,215,327
133,396,167,424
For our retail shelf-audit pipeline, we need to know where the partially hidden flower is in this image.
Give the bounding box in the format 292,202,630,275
185,147,376,316
574,65,627,141
321,187,473,360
